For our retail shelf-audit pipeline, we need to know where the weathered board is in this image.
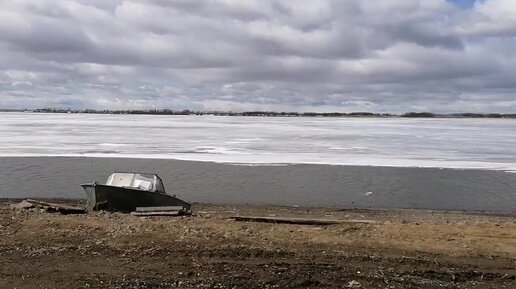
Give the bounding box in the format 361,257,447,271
131,211,181,216
229,216,377,225
18,199,86,214
135,206,185,212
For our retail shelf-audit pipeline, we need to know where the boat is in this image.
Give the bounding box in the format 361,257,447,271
81,172,191,213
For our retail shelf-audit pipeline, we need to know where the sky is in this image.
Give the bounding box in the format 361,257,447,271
1,0,515,113
448,0,476,8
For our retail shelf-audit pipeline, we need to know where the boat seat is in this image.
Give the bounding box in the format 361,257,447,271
134,180,153,191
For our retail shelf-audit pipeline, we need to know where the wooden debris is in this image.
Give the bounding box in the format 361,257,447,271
12,199,86,214
229,216,378,226
135,206,185,212
132,205,191,217
132,211,180,216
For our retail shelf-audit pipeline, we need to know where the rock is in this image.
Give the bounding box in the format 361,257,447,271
347,280,361,288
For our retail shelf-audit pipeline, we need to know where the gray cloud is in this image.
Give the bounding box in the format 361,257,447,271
0,0,515,113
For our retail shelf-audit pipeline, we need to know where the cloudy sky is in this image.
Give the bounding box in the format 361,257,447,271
1,0,515,113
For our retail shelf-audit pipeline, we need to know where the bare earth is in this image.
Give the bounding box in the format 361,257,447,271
1,200,515,289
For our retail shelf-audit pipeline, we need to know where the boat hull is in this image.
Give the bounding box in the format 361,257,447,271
81,183,191,213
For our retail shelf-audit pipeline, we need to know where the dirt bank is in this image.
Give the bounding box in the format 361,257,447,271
1,201,515,288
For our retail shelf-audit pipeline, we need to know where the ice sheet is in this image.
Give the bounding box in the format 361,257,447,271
0,112,515,171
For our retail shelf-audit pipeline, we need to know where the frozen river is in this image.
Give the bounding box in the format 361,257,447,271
0,112,515,171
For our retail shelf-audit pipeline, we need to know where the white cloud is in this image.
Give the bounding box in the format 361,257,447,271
0,0,515,113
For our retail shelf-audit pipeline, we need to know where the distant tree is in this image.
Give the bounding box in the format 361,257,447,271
402,112,435,118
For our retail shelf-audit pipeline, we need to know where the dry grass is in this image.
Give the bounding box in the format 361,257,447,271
3,206,516,259
2,204,516,289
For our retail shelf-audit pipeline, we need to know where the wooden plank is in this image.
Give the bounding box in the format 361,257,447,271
25,199,86,214
229,216,377,226
132,211,180,216
135,206,185,212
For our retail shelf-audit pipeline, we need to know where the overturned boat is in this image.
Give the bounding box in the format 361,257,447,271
81,172,191,213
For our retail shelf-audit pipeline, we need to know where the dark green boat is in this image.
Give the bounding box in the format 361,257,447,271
81,172,191,213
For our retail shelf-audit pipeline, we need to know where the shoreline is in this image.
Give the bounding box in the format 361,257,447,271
3,110,516,119
3,197,516,217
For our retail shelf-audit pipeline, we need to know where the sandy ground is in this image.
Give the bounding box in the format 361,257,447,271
1,200,515,288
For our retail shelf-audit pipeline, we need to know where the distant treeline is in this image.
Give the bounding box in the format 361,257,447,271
2,108,516,118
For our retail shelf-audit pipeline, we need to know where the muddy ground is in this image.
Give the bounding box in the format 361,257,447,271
1,200,515,288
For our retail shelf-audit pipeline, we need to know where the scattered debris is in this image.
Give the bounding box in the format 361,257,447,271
229,216,377,226
11,199,86,214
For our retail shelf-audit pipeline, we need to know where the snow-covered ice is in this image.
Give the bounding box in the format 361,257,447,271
0,112,515,171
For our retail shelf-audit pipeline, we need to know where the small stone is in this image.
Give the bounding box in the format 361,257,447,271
347,280,361,288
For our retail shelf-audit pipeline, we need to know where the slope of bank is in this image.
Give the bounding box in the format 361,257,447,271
1,201,515,288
